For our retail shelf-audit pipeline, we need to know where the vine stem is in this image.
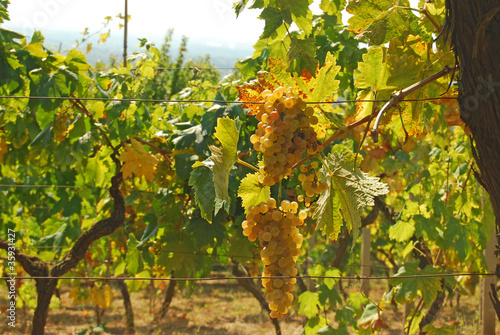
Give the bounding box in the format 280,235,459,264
132,137,174,165
291,112,374,171
70,98,118,155
237,158,259,172
371,65,455,142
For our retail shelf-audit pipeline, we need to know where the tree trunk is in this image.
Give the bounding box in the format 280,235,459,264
156,276,176,320
446,0,500,318
232,263,282,335
32,279,58,335
117,279,135,334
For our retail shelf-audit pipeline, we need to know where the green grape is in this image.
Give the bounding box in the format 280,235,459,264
252,87,323,186
242,198,305,319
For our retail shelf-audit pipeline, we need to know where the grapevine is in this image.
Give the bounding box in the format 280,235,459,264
242,198,307,319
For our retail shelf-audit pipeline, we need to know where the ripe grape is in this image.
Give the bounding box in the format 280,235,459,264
252,88,323,186
241,198,305,319
297,162,328,198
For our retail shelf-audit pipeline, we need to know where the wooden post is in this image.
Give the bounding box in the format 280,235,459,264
361,227,371,296
123,0,128,67
481,220,496,335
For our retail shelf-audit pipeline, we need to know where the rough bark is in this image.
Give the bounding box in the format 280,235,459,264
232,263,282,335
446,0,500,258
117,279,135,334
156,274,176,320
446,0,500,320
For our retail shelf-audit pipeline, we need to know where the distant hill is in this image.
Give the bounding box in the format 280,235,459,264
8,27,255,75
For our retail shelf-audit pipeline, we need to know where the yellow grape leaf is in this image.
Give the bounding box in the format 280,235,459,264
69,286,90,305
443,99,464,127
119,138,159,183
0,138,7,164
237,55,340,116
238,172,270,213
90,284,114,309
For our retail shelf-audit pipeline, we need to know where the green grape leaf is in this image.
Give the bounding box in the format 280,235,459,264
234,0,250,17
355,47,392,91
287,37,318,76
189,160,216,222
346,0,415,45
138,212,158,247
444,217,471,262
238,172,270,213
389,218,415,242
421,324,457,335
390,261,442,306
310,52,341,102
209,117,239,215
314,152,389,242
281,0,313,35
125,249,143,276
320,0,345,15
259,7,284,40
298,291,321,318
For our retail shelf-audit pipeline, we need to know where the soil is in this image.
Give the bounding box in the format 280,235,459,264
0,276,498,335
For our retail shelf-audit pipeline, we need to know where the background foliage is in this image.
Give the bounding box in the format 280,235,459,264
0,0,495,334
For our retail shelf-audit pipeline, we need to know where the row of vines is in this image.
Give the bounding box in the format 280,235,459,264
0,0,497,334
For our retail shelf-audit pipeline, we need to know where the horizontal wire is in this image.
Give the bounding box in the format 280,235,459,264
0,184,91,189
11,246,394,270
0,272,492,282
0,95,457,105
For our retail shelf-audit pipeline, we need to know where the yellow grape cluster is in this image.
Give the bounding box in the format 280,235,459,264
242,198,307,319
250,87,322,186
298,161,328,197
54,113,71,142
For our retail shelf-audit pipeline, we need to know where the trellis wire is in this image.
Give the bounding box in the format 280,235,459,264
2,245,393,271
0,272,493,282
0,95,458,105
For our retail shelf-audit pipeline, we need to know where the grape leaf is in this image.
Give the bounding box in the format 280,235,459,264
355,47,392,91
444,216,471,262
287,37,318,76
310,52,341,103
346,0,415,45
209,117,239,215
259,7,284,40
357,303,380,330
298,291,321,318
389,218,415,242
314,152,389,242
189,160,216,222
421,324,457,335
119,138,159,183
280,0,313,35
390,261,442,306
91,284,114,309
238,172,270,213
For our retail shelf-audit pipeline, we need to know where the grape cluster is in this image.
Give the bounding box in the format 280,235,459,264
242,198,307,319
249,87,321,186
298,162,328,197
54,113,71,142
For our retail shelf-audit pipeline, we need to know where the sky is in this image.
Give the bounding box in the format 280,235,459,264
3,0,266,43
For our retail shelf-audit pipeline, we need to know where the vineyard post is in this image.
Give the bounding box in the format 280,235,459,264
360,227,371,297
481,220,496,335
123,0,128,67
